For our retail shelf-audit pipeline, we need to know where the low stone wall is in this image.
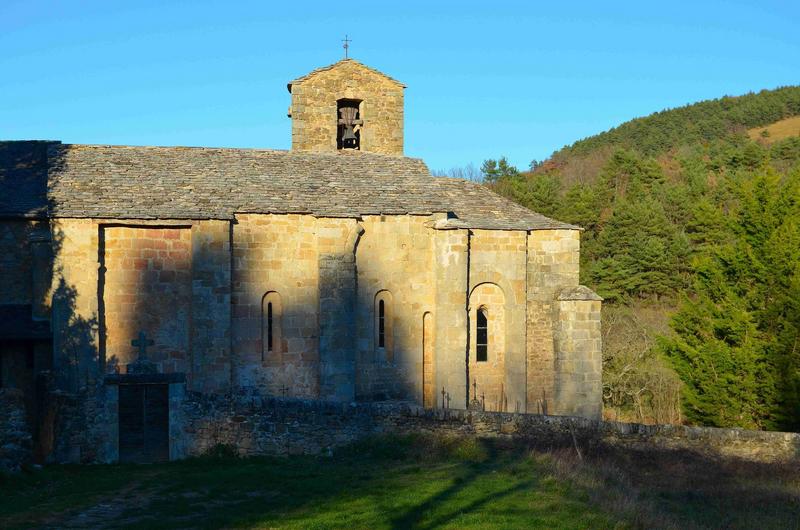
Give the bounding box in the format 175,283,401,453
0,389,32,473
182,395,800,463
182,393,384,457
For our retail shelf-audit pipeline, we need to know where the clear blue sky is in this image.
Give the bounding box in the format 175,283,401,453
2,1,798,171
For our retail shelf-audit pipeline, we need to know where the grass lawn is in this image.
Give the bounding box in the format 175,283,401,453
1,434,799,529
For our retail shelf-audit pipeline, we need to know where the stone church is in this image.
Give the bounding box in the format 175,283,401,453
0,59,601,465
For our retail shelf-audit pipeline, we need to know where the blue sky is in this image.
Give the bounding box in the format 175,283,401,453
1,1,798,171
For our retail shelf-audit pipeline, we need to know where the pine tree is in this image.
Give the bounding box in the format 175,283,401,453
663,168,800,429
662,248,777,428
590,195,688,300
480,157,519,183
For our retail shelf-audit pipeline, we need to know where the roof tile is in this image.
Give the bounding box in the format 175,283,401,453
0,141,577,231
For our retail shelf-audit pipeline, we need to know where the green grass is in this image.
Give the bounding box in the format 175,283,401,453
1,435,799,529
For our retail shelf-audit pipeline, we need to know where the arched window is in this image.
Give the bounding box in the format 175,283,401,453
261,292,282,360
378,299,386,348
267,302,274,352
476,307,488,362
374,290,393,362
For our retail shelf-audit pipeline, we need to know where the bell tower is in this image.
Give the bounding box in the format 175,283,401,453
287,59,405,155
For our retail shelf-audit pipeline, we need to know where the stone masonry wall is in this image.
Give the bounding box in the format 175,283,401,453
0,389,32,473
555,287,603,419
317,218,362,401
101,222,231,393
39,215,606,468
232,214,319,398
0,219,49,317
0,220,34,305
46,219,113,465
290,60,404,155
46,219,234,465
469,230,528,413
355,215,435,401
467,282,507,411
526,229,582,414
229,214,545,410
51,218,101,393
433,228,469,409
182,397,800,464
189,220,232,394
103,226,192,374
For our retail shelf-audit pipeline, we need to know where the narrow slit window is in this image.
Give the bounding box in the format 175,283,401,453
378,299,386,348
267,302,274,352
476,308,488,362
261,291,282,360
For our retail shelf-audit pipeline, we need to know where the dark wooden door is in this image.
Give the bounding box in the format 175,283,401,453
119,384,169,463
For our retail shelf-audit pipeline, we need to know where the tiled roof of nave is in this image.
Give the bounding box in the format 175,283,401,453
0,141,577,231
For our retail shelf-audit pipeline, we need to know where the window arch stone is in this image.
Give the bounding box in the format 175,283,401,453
374,290,394,362
476,306,489,362
261,291,283,360
468,282,507,411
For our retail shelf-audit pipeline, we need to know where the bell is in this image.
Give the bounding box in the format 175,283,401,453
342,125,357,142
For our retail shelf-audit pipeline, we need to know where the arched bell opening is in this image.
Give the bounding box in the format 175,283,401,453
337,98,363,150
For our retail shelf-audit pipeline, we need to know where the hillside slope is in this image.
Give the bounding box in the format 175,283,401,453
490,87,800,430
748,115,800,143
542,85,800,185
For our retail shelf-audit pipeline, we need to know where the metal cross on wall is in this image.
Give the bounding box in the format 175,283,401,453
342,35,351,59
131,331,154,361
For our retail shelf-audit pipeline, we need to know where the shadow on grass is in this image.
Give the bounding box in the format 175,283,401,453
390,474,538,530
380,438,534,529
595,445,800,529
2,434,800,530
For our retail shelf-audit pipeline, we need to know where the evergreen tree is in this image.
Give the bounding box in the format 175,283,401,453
480,157,519,183
662,248,777,428
485,89,800,429
662,169,800,429
590,197,688,300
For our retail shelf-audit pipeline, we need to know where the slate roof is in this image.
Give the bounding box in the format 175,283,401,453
0,140,577,231
287,58,406,92
0,141,50,218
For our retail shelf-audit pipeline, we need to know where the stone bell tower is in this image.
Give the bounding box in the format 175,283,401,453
287,59,405,155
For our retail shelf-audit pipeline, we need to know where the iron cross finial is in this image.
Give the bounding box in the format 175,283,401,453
342,35,351,59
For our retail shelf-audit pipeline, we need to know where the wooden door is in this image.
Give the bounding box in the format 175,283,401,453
119,384,169,463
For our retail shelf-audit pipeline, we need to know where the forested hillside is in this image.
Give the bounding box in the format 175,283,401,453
540,86,800,186
484,86,800,431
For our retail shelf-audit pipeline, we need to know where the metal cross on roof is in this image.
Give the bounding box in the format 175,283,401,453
131,331,154,360
342,35,351,59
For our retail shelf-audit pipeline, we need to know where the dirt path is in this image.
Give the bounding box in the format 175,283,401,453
40,477,159,529
40,481,271,529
